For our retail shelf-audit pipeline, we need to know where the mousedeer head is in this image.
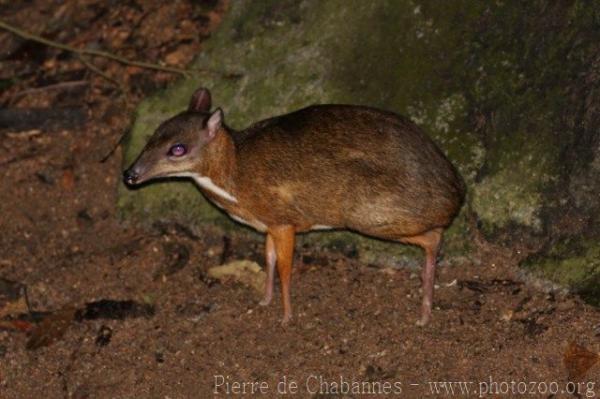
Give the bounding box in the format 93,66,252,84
123,88,226,186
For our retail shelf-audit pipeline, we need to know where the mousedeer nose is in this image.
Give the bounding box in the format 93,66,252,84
123,169,139,186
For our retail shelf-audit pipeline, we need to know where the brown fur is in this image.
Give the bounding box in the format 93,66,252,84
124,88,465,325
231,105,464,236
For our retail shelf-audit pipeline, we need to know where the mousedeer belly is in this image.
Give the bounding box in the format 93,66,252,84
261,185,336,229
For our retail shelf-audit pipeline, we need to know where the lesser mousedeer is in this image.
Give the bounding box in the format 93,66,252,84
124,87,465,326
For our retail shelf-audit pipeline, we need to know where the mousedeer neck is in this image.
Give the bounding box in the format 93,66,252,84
193,129,239,202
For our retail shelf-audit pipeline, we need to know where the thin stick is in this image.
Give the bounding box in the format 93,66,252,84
0,20,190,76
13,81,89,98
0,152,40,167
100,128,129,163
78,54,124,91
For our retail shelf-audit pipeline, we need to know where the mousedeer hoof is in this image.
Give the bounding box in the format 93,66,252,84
280,314,292,326
258,296,272,306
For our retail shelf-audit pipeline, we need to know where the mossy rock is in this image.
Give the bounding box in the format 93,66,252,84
523,238,600,306
119,1,600,284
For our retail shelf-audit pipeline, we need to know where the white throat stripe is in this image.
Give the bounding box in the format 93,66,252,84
178,172,238,203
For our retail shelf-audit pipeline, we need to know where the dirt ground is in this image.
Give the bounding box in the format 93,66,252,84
1,1,599,398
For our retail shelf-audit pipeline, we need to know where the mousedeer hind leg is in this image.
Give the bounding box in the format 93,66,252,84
400,228,443,326
269,225,296,325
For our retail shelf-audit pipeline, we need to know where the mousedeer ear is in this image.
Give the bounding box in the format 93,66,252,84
189,88,212,112
206,108,223,141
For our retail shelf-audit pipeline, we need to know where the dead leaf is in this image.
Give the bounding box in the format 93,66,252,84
154,242,190,279
61,168,76,191
164,45,193,66
564,342,600,380
79,299,155,320
208,260,265,295
95,325,112,347
26,307,77,350
0,278,29,318
0,319,34,332
458,280,488,293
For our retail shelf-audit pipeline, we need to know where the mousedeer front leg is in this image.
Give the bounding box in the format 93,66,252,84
259,233,276,306
269,225,296,325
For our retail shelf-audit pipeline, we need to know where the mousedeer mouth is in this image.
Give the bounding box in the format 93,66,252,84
123,163,153,186
123,168,140,186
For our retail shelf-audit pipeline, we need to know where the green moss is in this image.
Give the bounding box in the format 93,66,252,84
524,239,600,305
471,132,558,234
445,1,598,237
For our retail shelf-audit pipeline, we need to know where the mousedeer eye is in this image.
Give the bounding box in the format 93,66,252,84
168,144,187,157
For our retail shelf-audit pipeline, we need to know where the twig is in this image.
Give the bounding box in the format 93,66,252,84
78,54,124,91
100,128,129,163
0,152,40,167
0,20,191,76
13,81,89,98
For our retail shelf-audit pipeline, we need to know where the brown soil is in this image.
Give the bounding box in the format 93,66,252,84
0,2,599,398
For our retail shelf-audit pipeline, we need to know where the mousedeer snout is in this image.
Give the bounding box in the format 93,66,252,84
123,169,139,186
